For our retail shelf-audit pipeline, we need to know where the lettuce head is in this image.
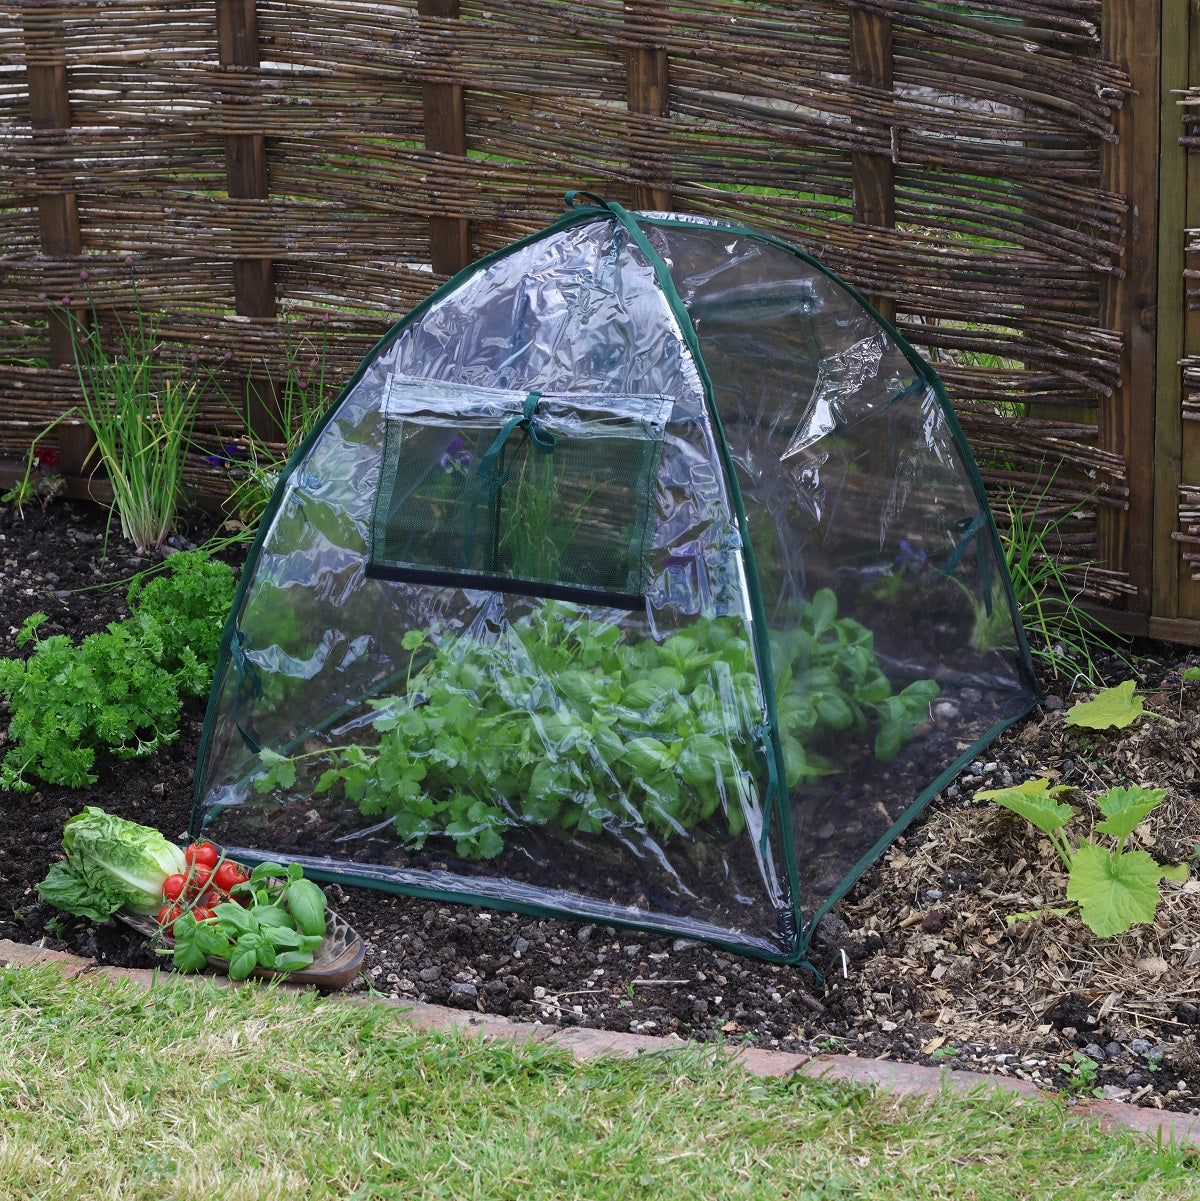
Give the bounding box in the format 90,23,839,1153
36,805,188,921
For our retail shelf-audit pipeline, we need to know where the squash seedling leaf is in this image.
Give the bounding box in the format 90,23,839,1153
1066,842,1163,937
1066,680,1162,730
975,776,1074,836
1094,784,1166,841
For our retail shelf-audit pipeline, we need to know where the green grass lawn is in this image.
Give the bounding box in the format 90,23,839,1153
0,964,1192,1200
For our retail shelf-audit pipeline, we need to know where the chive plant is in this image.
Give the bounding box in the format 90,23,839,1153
65,268,206,554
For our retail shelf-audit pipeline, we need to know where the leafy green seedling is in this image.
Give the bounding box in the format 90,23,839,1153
250,595,938,861
975,776,1076,869
1183,667,1200,682
1057,1050,1104,1099
977,777,1188,938
1065,680,1164,732
1066,843,1168,938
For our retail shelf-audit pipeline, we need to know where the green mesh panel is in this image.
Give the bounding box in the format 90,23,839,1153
369,378,670,604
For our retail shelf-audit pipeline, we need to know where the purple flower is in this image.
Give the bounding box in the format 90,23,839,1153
438,435,472,474
894,540,929,572
206,444,240,470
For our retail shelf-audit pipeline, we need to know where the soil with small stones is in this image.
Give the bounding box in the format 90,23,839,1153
3,499,1199,1115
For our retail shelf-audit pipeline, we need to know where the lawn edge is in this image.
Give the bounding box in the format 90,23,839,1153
3,936,1197,1152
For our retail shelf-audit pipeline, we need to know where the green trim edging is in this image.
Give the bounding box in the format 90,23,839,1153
213,846,800,965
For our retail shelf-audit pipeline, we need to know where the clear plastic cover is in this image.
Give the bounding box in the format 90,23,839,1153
647,221,1036,923
193,209,1036,960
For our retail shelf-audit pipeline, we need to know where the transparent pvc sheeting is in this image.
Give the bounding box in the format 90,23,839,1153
193,203,1038,962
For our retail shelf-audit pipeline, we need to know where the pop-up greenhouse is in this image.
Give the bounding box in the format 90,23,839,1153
193,193,1039,964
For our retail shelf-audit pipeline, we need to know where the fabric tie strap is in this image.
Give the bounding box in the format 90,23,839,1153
477,390,554,488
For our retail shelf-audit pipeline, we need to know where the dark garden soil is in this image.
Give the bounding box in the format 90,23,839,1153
3,498,1199,1116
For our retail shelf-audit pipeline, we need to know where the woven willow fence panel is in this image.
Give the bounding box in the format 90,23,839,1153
0,2,1155,618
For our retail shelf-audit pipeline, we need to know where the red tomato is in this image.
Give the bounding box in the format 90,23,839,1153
190,907,216,923
196,888,225,908
162,873,187,902
185,866,212,898
185,841,220,869
213,861,250,893
155,902,183,936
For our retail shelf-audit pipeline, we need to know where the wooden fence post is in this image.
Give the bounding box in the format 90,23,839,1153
626,0,672,212
418,0,471,276
23,2,96,477
217,0,274,321
849,4,897,325
1156,0,1200,635
216,0,278,441
1097,0,1162,623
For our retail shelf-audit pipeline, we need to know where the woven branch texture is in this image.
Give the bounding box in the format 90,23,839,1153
0,1,1143,603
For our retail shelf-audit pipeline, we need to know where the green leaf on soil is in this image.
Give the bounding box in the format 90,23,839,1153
1066,841,1164,937
1093,785,1166,841
975,776,1075,835
1065,680,1162,731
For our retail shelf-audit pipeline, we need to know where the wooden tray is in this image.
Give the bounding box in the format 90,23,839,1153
118,906,366,991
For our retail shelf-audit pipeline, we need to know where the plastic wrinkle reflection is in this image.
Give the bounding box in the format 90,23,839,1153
781,334,887,461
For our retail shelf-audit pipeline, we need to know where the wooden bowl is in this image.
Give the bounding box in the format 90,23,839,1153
117,906,366,991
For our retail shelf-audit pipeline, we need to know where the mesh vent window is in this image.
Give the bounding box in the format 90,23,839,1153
368,376,672,606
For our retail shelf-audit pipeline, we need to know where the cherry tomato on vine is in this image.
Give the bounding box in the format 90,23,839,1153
190,906,216,924
161,873,187,902
156,902,183,935
185,866,212,898
196,888,225,908
184,841,220,869
213,862,250,894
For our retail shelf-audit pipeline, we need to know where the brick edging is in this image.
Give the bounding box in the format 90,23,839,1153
3,938,1197,1150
